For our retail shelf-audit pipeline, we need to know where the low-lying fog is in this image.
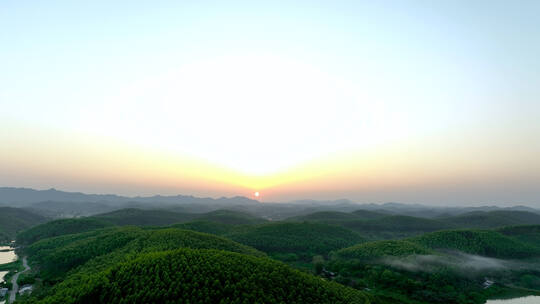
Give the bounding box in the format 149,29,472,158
382,251,539,275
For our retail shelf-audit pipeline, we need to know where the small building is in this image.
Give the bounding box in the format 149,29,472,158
483,278,494,289
0,287,8,297
19,285,33,295
322,269,336,277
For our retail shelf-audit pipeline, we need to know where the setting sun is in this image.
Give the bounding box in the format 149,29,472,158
254,191,260,198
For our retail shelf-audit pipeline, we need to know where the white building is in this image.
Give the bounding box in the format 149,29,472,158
19,285,33,295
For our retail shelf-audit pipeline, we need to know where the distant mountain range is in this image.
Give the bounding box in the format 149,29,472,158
1,187,538,219
0,187,259,205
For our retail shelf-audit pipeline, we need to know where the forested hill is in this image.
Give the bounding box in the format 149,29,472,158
24,226,264,282
326,226,540,303
287,210,387,222
285,213,453,239
0,207,47,243
92,208,267,226
440,210,540,228
92,208,198,225
30,248,375,304
17,208,267,245
227,222,366,258
12,203,540,304
410,229,540,258
333,228,540,261
17,225,377,304
193,209,267,225
17,217,115,245
283,210,540,239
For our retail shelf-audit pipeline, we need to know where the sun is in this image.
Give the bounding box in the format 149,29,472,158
254,191,260,198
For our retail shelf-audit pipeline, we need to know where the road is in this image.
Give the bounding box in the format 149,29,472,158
8,257,29,303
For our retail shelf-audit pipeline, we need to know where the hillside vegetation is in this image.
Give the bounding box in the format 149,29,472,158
0,207,47,243
332,228,540,261
92,208,197,226
285,210,540,240
334,240,432,260
17,223,380,304
29,248,375,304
324,227,540,304
93,208,266,226
351,209,389,220
171,221,237,235
17,208,267,245
441,211,540,229
25,226,263,282
17,217,113,245
497,225,540,246
286,211,453,239
13,205,540,304
228,222,366,258
410,229,540,258
193,209,267,225
287,211,362,222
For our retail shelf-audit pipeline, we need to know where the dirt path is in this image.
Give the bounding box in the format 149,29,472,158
8,257,29,303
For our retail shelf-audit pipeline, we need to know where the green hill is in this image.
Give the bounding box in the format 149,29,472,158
339,215,452,239
495,225,540,249
25,226,264,283
410,229,540,258
124,228,263,257
332,227,540,262
92,208,265,227
228,222,366,258
172,220,236,235
334,240,432,260
0,207,48,243
287,211,361,222
351,209,388,220
16,208,265,245
286,213,450,240
17,217,113,245
349,215,451,232
440,211,540,229
497,225,540,235
19,224,378,304
92,208,197,226
286,210,387,224
32,248,375,304
194,209,267,225
25,226,143,281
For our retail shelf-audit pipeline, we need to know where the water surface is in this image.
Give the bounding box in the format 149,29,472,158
0,271,7,284
486,296,540,304
0,246,17,264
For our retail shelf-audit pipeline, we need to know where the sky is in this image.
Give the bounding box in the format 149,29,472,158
1,0,539,205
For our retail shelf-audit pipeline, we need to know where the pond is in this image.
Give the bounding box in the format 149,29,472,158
486,296,540,304
0,246,17,265
0,271,8,284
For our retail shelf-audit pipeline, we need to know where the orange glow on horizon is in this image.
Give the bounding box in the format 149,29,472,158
2,123,539,203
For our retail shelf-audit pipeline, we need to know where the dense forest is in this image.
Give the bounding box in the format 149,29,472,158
6,206,540,304
226,222,366,260
0,207,47,243
25,249,376,304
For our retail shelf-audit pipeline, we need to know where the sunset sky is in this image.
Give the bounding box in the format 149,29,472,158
1,1,539,205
